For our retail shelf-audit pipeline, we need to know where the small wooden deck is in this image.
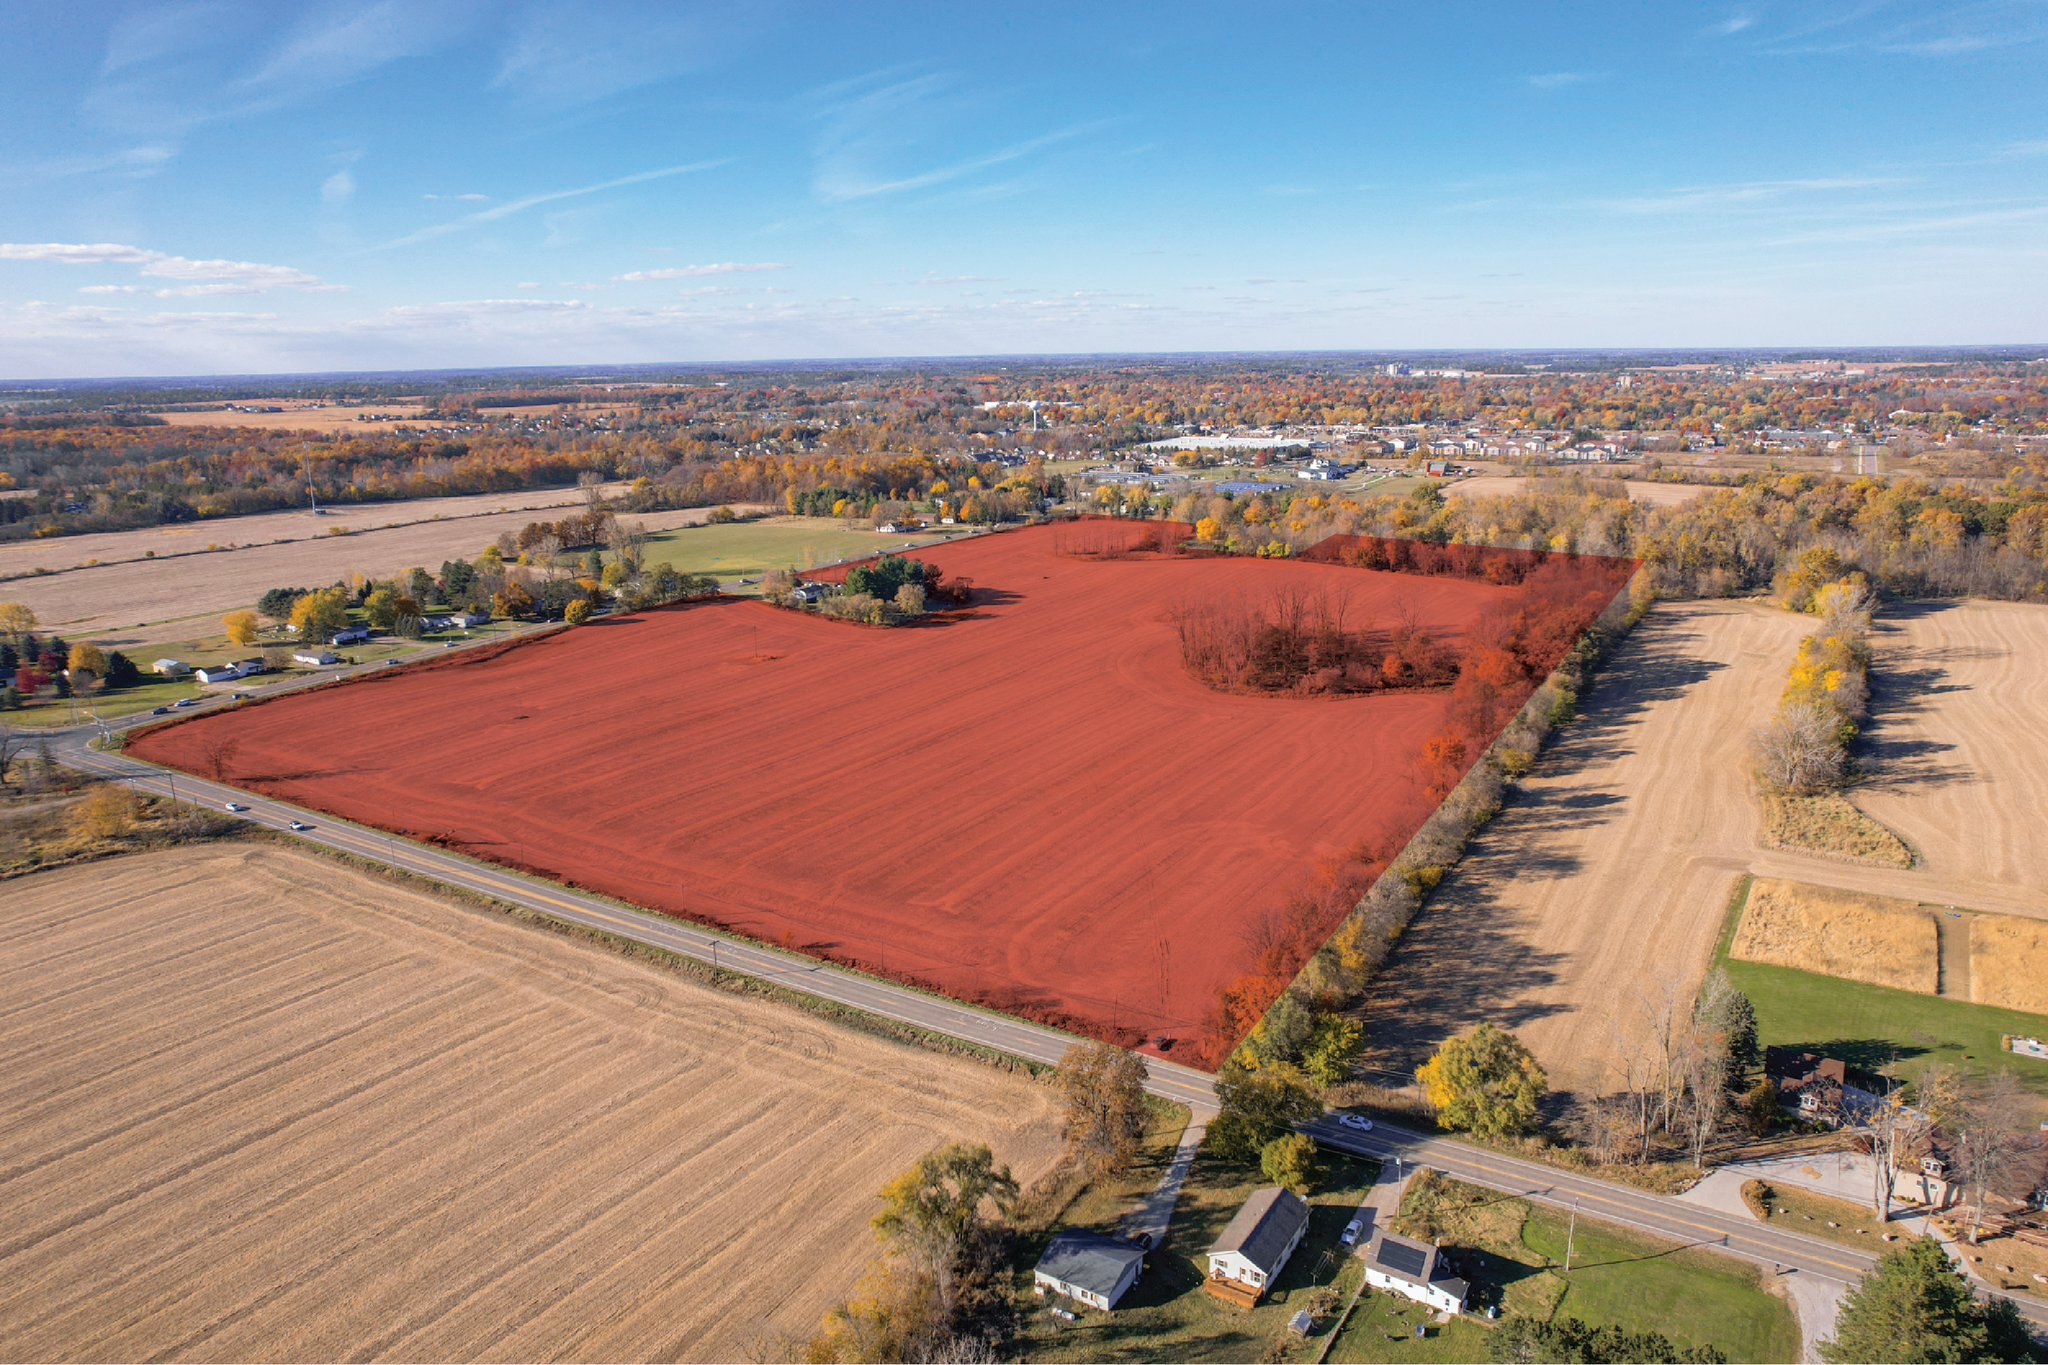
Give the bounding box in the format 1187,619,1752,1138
1203,1274,1262,1309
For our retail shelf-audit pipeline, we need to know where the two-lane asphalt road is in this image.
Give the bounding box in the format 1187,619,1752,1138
1302,1115,2048,1332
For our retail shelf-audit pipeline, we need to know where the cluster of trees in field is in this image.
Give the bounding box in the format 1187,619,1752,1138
761,553,961,625
0,605,141,711
1753,559,1876,794
1170,586,1460,696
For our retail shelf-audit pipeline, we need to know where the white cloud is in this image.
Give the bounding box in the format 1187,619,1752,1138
80,282,264,297
0,240,337,292
514,281,540,289
615,261,789,281
1,242,162,265
321,168,356,205
914,274,1001,285
1708,14,1755,36
1528,71,1596,88
423,192,489,200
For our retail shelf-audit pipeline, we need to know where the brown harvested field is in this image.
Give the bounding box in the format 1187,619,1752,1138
1445,476,1707,507
1970,915,2048,1013
1849,599,2048,913
1359,595,2048,1093
1356,600,1816,1090
154,403,458,434
1728,878,1937,993
3,494,738,649
0,844,1065,1363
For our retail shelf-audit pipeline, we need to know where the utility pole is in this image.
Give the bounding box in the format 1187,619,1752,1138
1565,1196,1580,1273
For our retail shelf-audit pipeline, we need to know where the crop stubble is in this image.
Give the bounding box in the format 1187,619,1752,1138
0,844,1064,1362
130,526,1605,1049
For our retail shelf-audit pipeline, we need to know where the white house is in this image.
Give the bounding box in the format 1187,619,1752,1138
1360,1230,1468,1314
292,650,339,667
1205,1187,1310,1307
153,658,191,676
790,582,829,604
193,664,244,685
1033,1230,1145,1311
330,626,371,646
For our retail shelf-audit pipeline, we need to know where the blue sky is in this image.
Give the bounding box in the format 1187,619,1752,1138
2,1,2045,377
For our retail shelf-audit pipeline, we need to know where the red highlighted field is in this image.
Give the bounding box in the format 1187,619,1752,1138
130,524,1632,1063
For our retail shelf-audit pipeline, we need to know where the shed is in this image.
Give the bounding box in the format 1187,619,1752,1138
1033,1230,1144,1311
153,659,191,676
1205,1187,1310,1306
1360,1230,1468,1314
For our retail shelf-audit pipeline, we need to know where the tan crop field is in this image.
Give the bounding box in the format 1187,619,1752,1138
1359,595,2048,1094
1445,476,1707,507
1,494,739,648
1970,915,2048,1014
1728,878,1937,993
154,402,458,433
0,844,1064,1363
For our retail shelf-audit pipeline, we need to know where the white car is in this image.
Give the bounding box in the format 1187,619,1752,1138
288,820,313,831
1337,1113,1374,1132
1340,1218,1365,1247
224,801,248,813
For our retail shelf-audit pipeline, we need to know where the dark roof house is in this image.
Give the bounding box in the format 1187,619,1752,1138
1361,1230,1469,1313
1033,1229,1145,1311
1205,1187,1311,1306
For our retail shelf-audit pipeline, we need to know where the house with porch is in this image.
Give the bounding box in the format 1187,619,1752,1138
1204,1187,1309,1308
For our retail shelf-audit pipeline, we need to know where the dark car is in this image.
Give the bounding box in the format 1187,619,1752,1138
151,706,172,715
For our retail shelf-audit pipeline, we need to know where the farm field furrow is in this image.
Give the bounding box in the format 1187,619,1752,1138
0,844,1065,1363
130,525,1628,1050
1357,601,1817,1089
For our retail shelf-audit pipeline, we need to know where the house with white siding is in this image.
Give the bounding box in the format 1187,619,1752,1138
1360,1230,1468,1314
1204,1187,1309,1307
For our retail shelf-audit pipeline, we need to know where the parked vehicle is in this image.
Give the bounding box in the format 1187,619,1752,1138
1340,1218,1365,1247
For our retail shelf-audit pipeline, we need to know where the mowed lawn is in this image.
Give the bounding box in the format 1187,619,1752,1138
1014,1145,1382,1364
633,515,955,584
1327,1175,1799,1365
1713,878,2048,1104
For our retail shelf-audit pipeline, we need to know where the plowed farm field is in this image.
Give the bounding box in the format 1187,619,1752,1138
0,844,1065,1362
130,524,1629,1055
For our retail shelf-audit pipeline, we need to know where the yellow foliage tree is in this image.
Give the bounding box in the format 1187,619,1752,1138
222,610,259,647
289,587,351,640
70,786,140,840
0,602,36,636
67,641,107,678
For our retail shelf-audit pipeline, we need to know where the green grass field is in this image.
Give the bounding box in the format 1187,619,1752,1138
1713,877,2048,1103
631,516,957,585
1014,1139,1381,1365
1330,1175,1799,1364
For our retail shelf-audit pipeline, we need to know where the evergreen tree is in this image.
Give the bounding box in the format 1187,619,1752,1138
1821,1236,2041,1363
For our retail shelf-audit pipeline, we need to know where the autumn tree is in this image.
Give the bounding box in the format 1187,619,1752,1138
564,599,592,625
289,587,350,640
1301,1014,1366,1087
0,602,35,637
1054,1040,1149,1175
871,1142,1018,1308
1261,1132,1318,1196
66,641,107,684
222,610,259,647
69,785,141,840
1417,1023,1546,1138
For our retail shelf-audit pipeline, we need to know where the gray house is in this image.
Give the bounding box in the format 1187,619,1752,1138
1205,1187,1310,1306
1033,1229,1145,1311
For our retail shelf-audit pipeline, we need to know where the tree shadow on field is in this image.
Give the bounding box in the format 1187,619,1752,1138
1358,869,1572,1076
1547,613,1728,754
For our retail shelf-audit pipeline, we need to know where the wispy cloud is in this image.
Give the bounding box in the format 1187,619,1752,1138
492,3,776,108
0,241,338,291
376,161,725,249
321,168,355,205
1600,175,1905,213
614,262,789,281
1528,71,1597,88
1708,14,1756,35
423,192,489,201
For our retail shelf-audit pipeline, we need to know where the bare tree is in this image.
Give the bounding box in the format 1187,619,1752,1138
578,468,605,513
0,722,31,791
1753,700,1843,793
1955,1071,2029,1244
1862,1072,1934,1220
1812,578,1875,637
201,735,242,782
